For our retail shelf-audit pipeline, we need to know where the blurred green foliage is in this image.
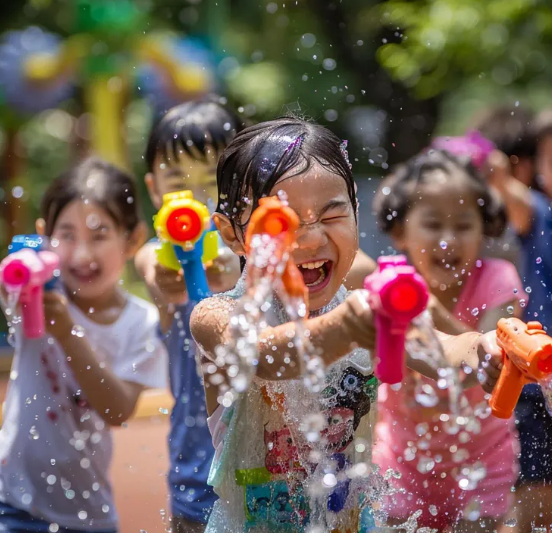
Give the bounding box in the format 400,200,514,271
376,0,552,99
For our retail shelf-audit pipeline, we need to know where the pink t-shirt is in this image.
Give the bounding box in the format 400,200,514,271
373,259,524,525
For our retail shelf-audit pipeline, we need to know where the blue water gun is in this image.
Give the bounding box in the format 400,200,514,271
154,191,218,302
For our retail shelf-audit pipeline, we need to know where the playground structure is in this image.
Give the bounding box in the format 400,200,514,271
0,0,217,251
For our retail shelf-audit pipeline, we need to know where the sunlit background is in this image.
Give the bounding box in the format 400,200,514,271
0,1,550,529
1,0,550,341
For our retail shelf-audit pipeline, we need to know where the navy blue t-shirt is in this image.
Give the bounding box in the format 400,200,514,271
163,302,216,522
518,191,552,401
519,191,552,329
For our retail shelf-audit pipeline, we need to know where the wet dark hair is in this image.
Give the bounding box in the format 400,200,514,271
373,150,506,238
145,96,245,173
216,116,357,234
472,105,536,160
41,157,142,236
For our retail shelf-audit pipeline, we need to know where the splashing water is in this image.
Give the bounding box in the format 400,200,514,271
0,287,22,348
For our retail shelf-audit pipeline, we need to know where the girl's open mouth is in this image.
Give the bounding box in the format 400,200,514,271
297,260,333,293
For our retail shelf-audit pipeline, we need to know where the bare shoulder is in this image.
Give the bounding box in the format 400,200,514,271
190,295,236,354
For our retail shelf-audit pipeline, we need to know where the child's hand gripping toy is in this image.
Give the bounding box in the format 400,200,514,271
489,318,552,419
0,236,60,338
154,191,219,302
364,255,429,385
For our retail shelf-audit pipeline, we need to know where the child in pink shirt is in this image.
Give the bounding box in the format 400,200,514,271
372,148,523,532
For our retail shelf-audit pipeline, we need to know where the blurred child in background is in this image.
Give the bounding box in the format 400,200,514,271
372,150,523,532
484,108,552,531
472,105,537,267
0,157,167,532
134,97,244,533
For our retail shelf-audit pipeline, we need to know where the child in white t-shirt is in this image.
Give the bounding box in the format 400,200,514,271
0,157,167,532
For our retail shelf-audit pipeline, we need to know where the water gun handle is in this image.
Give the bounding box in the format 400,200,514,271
173,234,211,303
489,355,524,419
21,284,46,338
375,313,407,384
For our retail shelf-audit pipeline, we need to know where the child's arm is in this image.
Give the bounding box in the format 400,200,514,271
427,295,473,335
344,250,377,290
191,291,376,382
44,292,143,426
134,242,187,333
487,150,534,236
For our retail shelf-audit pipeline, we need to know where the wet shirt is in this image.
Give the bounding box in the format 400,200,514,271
202,284,378,533
374,259,522,486
0,295,167,530
163,302,217,522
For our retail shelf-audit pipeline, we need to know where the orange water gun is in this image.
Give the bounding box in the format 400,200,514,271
490,318,552,419
245,196,307,304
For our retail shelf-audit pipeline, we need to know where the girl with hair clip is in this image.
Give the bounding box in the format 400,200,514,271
189,118,501,533
372,149,524,533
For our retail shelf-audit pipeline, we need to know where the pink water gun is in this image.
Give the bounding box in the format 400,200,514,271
364,255,429,384
0,249,59,338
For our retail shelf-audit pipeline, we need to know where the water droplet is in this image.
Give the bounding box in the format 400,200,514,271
9,370,18,381
471,308,479,317
47,475,56,485
477,198,485,206
12,186,24,199
382,186,391,196
159,408,169,415
71,325,85,338
29,426,39,440
417,456,435,474
323,473,337,487
85,213,101,230
513,288,518,293
464,500,481,521
102,504,110,513
429,505,438,516
78,511,88,520
439,240,448,250
537,257,543,264
127,196,134,204
505,518,517,527
520,298,527,308
526,286,532,294
21,493,32,505
507,305,514,315
49,524,60,533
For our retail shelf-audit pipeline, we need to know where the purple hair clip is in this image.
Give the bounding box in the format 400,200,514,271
340,140,352,170
431,131,495,169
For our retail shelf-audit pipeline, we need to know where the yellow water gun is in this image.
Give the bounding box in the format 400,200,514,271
154,191,218,301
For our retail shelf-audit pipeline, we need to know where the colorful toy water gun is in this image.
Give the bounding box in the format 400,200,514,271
489,318,552,419
8,235,60,291
154,191,219,302
245,196,306,303
364,255,429,385
0,245,59,339
431,131,495,170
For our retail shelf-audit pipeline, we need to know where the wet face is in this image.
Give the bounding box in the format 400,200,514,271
146,148,219,209
50,201,132,301
393,170,484,291
536,134,552,198
270,163,358,310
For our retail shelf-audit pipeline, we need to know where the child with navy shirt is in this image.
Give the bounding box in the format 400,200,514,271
135,97,244,533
